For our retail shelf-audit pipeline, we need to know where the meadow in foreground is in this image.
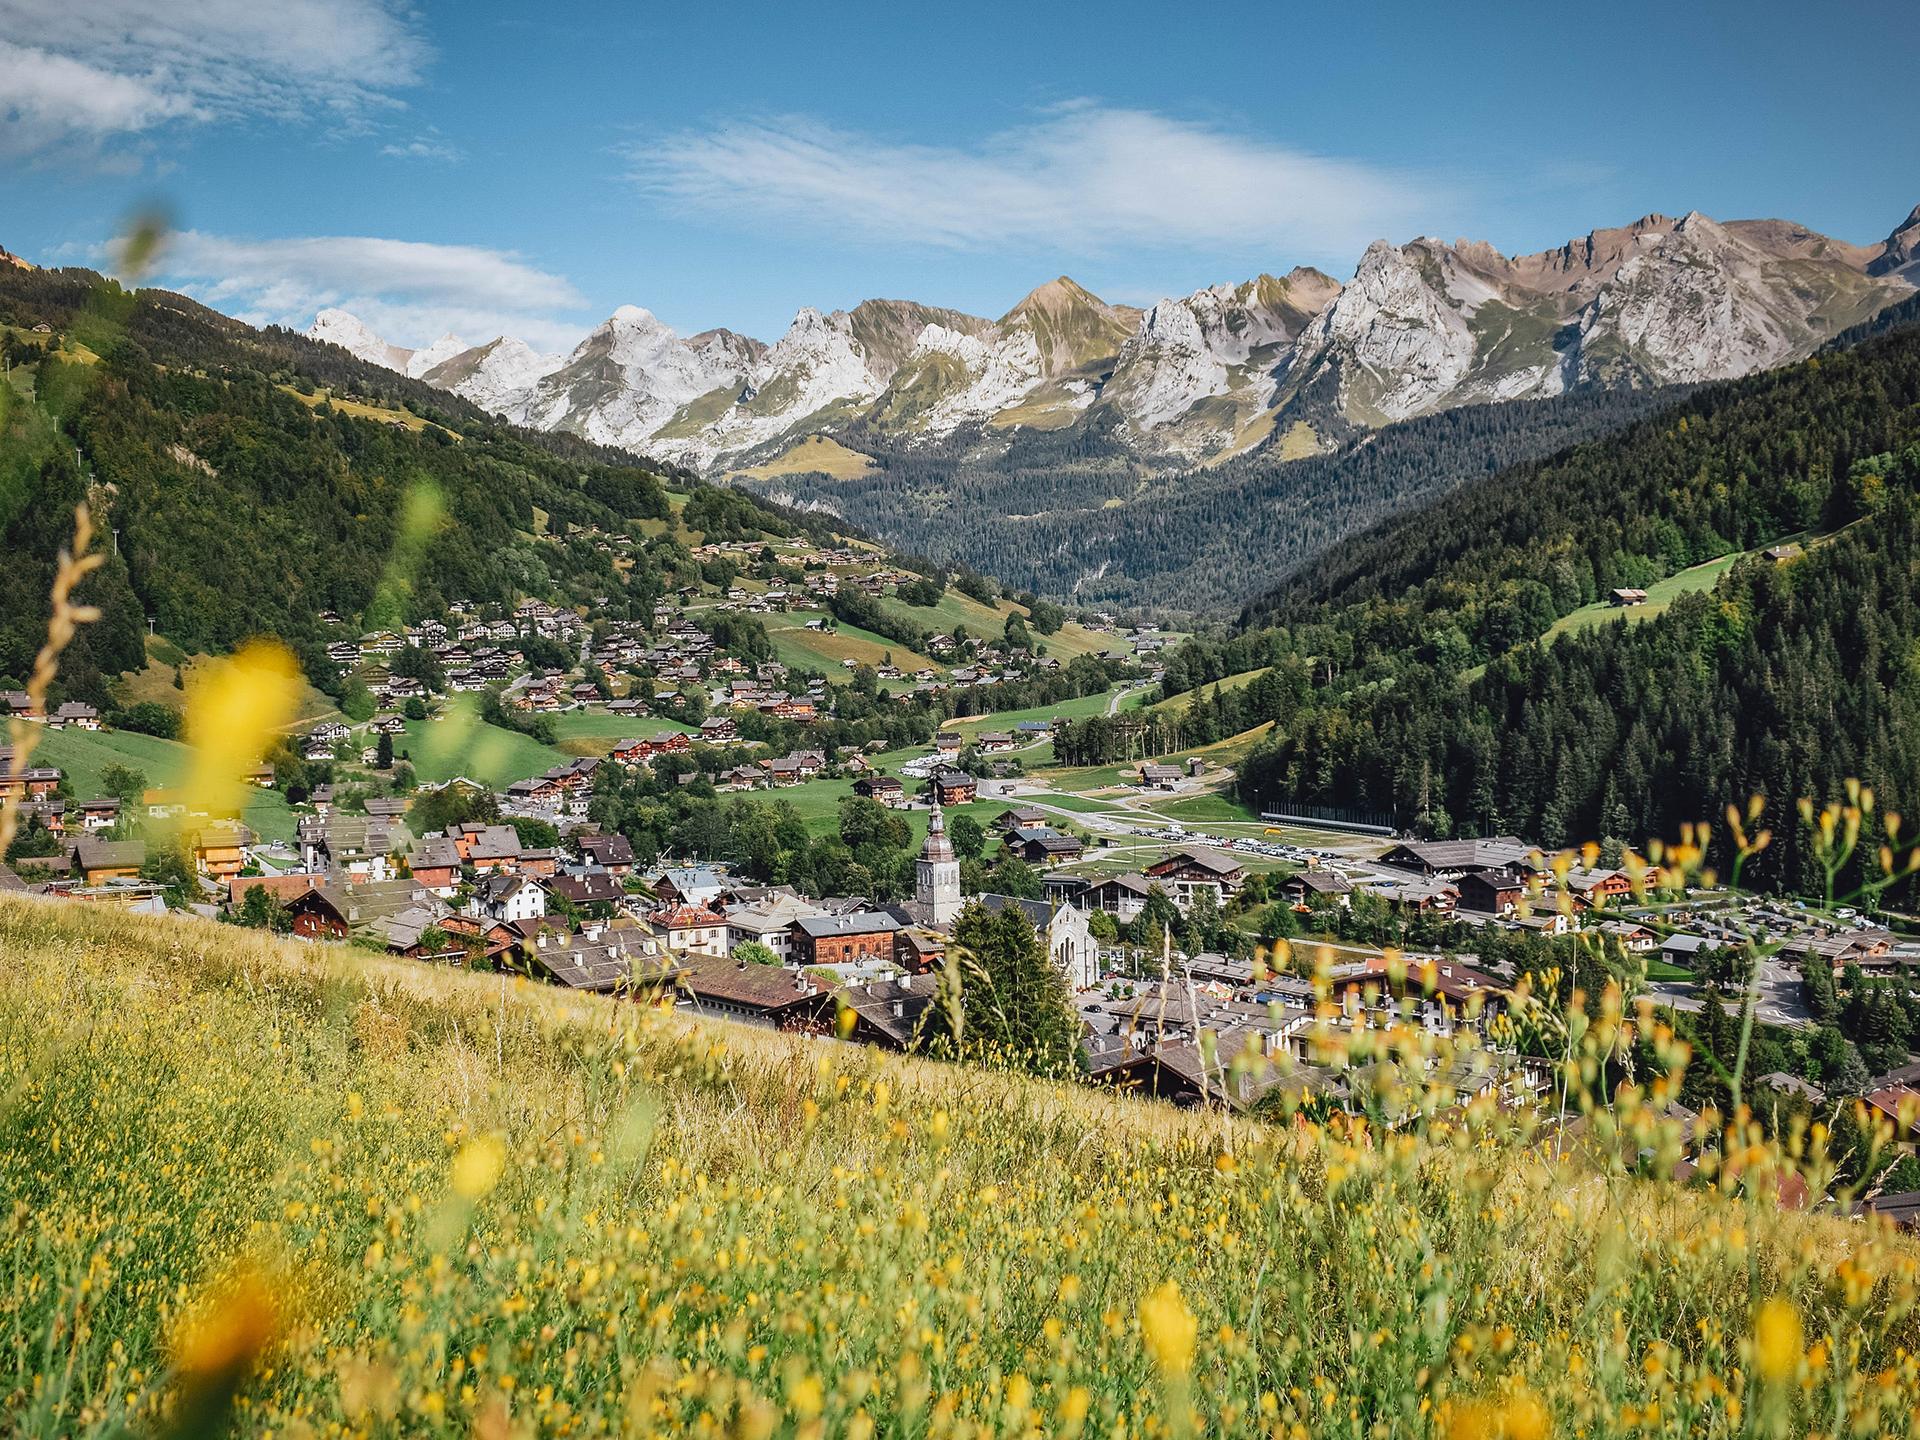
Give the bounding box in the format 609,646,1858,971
4,897,1920,1438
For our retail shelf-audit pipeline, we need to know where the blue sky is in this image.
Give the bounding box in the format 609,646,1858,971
3,0,1915,351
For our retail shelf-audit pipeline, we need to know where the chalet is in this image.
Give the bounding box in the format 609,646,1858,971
1143,848,1245,908
576,833,635,875
1563,867,1635,907
1377,836,1537,881
934,731,963,756
1458,869,1526,916
991,806,1049,833
924,766,977,807
282,885,351,940
72,837,145,886
468,872,547,926
718,764,766,791
1138,763,1183,790
698,716,739,743
50,701,100,730
673,955,834,1031
974,731,1016,753
1004,825,1084,866
522,924,676,994
1661,933,1712,968
1077,872,1157,923
545,872,626,908
1595,919,1660,952
853,774,906,808
190,822,251,880
1765,543,1804,564
75,796,121,832
789,912,903,967
651,865,728,907
653,904,730,956
1281,870,1353,909
406,837,463,896
1610,588,1649,607
837,973,943,1050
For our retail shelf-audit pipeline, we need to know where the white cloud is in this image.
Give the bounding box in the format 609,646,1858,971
381,130,464,163
630,104,1433,262
138,230,589,352
0,0,427,159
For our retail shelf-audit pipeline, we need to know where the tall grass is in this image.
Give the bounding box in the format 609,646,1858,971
4,896,1919,1438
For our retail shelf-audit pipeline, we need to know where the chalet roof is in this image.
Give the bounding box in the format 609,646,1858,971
1289,870,1352,894
1149,847,1243,877
408,837,462,871
675,955,830,1011
546,873,625,906
838,973,942,1047
1380,836,1535,874
527,928,672,992
73,838,145,871
795,912,901,939
977,893,1054,929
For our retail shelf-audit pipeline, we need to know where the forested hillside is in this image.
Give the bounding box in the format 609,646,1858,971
741,379,1675,610
0,268,842,707
1058,317,1920,890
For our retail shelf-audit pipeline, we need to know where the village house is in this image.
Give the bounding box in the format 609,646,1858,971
1076,872,1157,923
1143,848,1245,909
853,774,906,808
1281,870,1353,910
725,892,827,963
522,923,676,994
789,912,903,967
672,954,834,1030
924,766,977,807
190,822,251,880
1457,869,1526,917
467,873,547,927
576,833,635,876
1003,825,1084,866
71,837,145,886
1138,763,1183,790
652,904,730,956
405,837,463,897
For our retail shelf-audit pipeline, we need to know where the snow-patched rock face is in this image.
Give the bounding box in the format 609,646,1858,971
308,308,414,372
420,337,565,415
1101,271,1342,450
303,200,1914,471
1567,214,1811,386
1292,241,1479,423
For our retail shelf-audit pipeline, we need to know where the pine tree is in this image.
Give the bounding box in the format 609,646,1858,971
936,903,1079,1076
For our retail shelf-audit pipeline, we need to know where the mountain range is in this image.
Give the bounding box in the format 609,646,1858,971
311,203,1920,474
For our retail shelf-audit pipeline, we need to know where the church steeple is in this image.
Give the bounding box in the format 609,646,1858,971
916,794,962,927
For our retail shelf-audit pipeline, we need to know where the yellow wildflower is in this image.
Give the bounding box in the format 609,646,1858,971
1139,1280,1196,1377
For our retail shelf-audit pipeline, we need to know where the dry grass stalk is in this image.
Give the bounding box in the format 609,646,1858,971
0,503,102,861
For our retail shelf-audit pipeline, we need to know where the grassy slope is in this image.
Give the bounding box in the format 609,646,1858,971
29,727,296,842
725,433,874,481
2,898,1912,1439
760,613,939,675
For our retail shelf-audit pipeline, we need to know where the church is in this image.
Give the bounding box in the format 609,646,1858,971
888,798,1096,991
